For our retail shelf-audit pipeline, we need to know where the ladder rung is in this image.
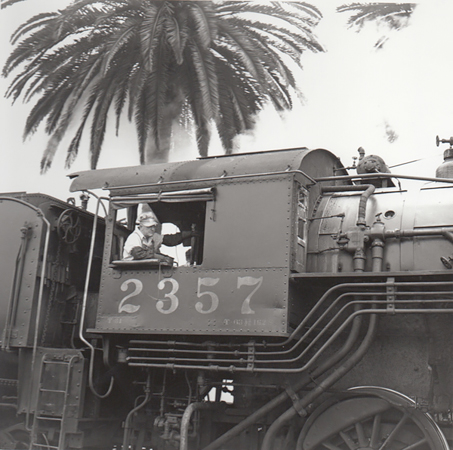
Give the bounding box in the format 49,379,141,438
30,443,59,450
40,388,67,393
36,415,63,421
43,360,71,365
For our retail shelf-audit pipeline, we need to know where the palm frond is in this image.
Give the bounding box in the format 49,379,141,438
100,19,138,74
338,2,416,30
1,0,26,9
186,1,217,48
10,13,57,45
65,91,98,170
140,2,166,72
89,76,118,169
187,41,219,123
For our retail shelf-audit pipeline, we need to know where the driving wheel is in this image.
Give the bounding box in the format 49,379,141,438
298,387,448,450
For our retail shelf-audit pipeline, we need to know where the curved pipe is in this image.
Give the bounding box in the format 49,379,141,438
128,279,453,354
357,184,375,227
291,317,378,449
261,313,378,450
128,301,453,374
180,402,219,450
201,310,363,450
122,374,151,450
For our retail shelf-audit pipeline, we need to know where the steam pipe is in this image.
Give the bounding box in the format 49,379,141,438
127,280,453,372
180,402,220,450
261,313,378,450
385,227,453,242
122,373,151,450
357,184,375,227
127,293,453,373
128,279,453,354
127,305,453,374
320,185,378,193
371,239,385,272
201,311,363,450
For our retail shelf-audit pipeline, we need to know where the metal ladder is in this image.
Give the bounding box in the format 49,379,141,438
30,354,79,450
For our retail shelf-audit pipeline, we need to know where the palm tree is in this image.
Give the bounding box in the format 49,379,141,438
2,0,323,171
337,3,416,48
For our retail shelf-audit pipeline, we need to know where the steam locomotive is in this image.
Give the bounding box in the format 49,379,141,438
1,140,452,450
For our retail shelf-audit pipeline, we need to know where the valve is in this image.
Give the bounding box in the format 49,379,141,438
436,135,453,148
440,255,453,270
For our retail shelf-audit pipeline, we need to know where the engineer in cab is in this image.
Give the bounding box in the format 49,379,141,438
122,212,197,263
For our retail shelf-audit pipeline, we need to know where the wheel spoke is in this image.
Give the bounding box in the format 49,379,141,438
402,437,428,450
322,442,343,450
370,413,382,448
355,422,368,447
340,431,357,450
379,412,409,450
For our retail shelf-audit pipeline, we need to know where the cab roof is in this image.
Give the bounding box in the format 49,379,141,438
69,147,345,193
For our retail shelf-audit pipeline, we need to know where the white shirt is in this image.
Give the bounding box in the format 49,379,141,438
123,228,164,260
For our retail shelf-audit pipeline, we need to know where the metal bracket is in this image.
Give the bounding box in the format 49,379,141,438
285,384,307,417
247,341,255,371
386,277,396,314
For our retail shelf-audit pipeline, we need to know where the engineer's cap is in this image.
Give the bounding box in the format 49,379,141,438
138,212,158,227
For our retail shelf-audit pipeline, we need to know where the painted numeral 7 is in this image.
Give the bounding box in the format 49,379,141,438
238,276,263,314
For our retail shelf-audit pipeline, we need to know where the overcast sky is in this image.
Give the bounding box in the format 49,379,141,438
1,0,452,202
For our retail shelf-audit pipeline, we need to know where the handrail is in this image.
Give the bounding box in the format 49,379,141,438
78,194,114,399
2,224,32,350
104,169,315,192
314,172,453,184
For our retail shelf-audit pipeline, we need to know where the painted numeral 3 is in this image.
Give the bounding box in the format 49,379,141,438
156,278,179,314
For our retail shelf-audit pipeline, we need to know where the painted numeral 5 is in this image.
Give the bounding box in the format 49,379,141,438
196,277,220,314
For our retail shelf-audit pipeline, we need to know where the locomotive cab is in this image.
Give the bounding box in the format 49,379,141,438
69,148,346,338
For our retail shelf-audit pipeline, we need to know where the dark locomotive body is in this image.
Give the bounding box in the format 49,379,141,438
0,147,452,450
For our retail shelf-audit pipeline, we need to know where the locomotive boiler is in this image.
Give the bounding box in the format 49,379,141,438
0,141,452,450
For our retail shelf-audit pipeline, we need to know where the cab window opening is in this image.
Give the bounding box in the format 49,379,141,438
110,200,207,267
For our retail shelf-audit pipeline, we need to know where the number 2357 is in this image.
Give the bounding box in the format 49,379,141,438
118,276,263,315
